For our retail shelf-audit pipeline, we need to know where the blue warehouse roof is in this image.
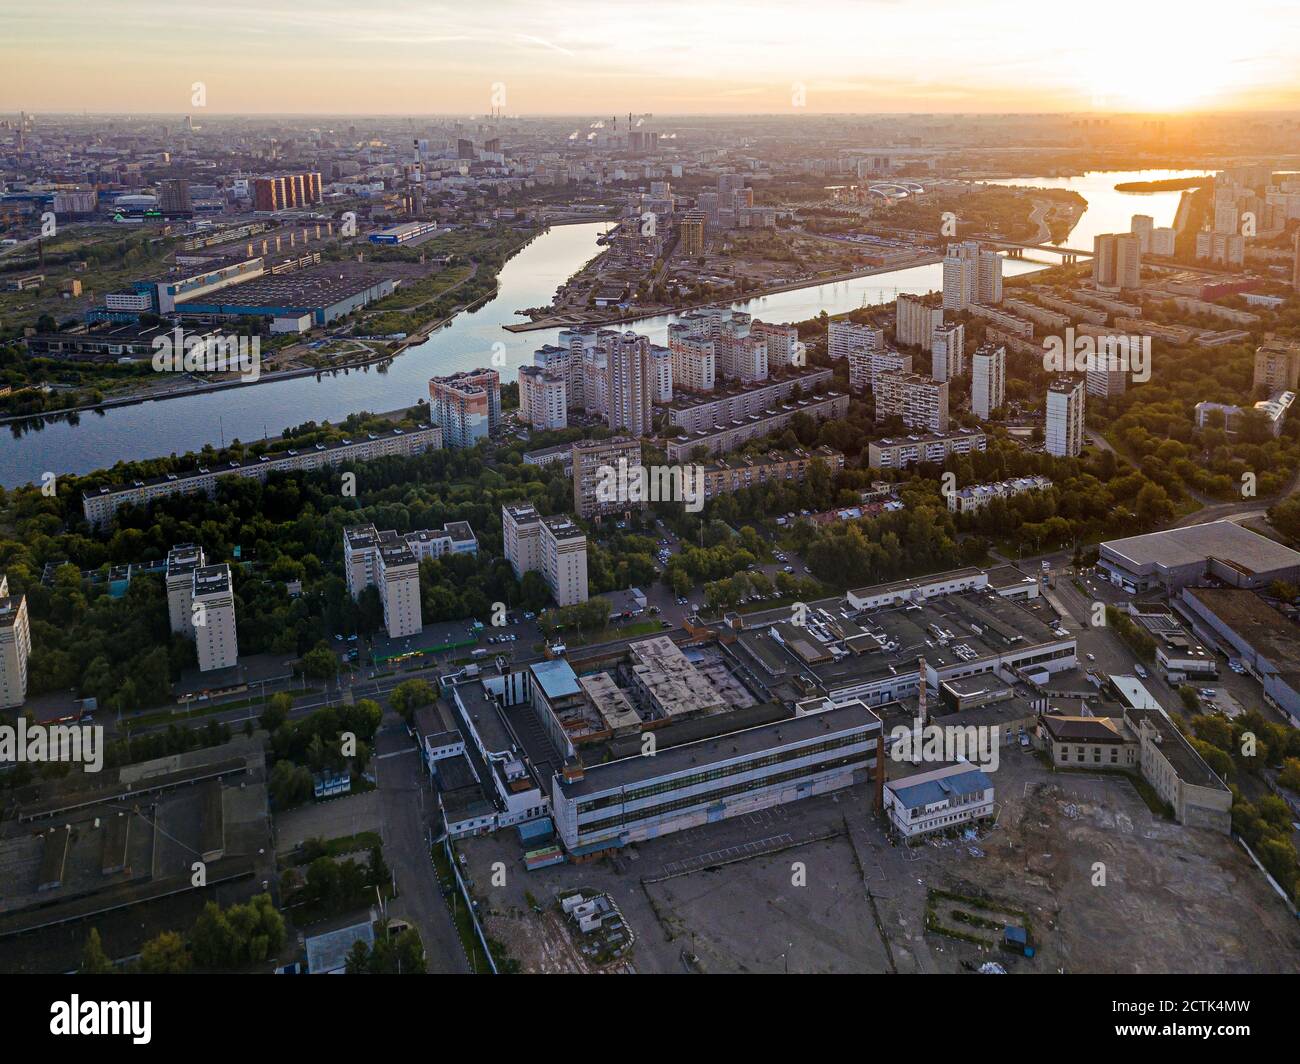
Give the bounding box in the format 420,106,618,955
890,767,992,810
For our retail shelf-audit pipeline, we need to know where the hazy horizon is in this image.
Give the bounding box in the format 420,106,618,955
3,0,1298,116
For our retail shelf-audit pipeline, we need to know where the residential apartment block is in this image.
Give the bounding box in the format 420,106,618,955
847,347,912,395
502,504,589,606
1045,377,1085,457
0,574,31,709
874,371,949,434
572,437,643,520
429,368,501,448
192,564,239,673
700,446,846,502
82,425,443,528
867,428,987,470
970,344,1006,420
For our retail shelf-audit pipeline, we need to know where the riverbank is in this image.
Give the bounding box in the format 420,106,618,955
0,241,508,427
502,253,944,332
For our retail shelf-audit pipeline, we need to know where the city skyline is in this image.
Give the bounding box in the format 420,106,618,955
3,0,1300,115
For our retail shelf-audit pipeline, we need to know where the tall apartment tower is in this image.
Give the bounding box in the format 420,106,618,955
608,332,655,437
540,516,590,607
649,344,674,403
192,564,239,673
501,504,588,606
165,543,206,635
1293,230,1300,294
942,242,980,310
667,324,716,394
827,320,882,361
895,295,944,350
874,371,949,434
931,323,966,382
1131,214,1154,253
377,541,422,639
518,366,568,430
1045,378,1086,457
573,437,643,520
503,503,543,580
1093,233,1141,290
0,574,32,709
847,348,912,395
160,178,192,216
428,368,501,448
680,210,705,256
970,344,1006,420
533,342,582,411
977,249,1003,304
342,525,425,638
750,321,800,370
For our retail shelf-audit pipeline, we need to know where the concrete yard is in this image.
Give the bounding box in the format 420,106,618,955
644,835,891,973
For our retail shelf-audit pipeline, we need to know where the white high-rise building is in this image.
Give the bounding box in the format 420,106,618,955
970,344,1006,420
0,574,32,709
750,321,800,370
608,332,655,437
192,564,239,673
895,295,944,351
874,371,949,434
583,346,610,418
931,323,966,382
942,242,980,310
502,504,588,606
649,344,673,403
977,249,1003,304
1131,214,1154,253
847,347,912,395
165,543,206,636
667,324,716,394
828,320,883,361
540,515,589,607
376,540,422,639
1151,227,1176,257
1045,378,1086,457
518,366,568,430
503,503,543,580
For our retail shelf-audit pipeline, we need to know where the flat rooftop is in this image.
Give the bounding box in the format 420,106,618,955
1184,588,1300,673
1103,521,1300,574
560,700,880,798
737,588,1068,690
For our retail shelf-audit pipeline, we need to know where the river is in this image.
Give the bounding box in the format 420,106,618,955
0,169,1203,487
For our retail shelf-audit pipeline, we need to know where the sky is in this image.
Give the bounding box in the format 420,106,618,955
2,0,1298,115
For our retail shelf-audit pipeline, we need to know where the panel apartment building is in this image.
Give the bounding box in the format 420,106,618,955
192,564,239,673
82,426,443,528
874,371,949,434
429,369,501,448
343,523,477,639
0,574,32,709
502,504,590,607
1045,377,1085,457
163,545,240,672
572,437,643,520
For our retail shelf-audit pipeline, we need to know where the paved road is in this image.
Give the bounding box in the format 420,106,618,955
373,714,469,974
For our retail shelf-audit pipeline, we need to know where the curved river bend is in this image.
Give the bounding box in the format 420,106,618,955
1,170,1204,487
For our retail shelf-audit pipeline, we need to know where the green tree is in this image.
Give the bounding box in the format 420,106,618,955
138,931,192,973
81,928,113,974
